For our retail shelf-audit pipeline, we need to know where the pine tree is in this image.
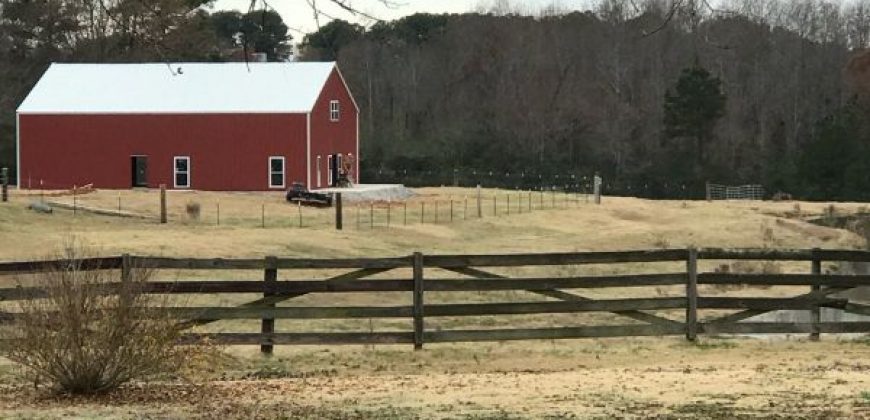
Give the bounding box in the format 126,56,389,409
663,64,727,172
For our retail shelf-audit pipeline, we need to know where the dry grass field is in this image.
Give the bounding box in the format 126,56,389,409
2,187,867,260
1,187,869,418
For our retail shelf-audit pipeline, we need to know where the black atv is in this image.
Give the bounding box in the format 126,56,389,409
285,182,333,207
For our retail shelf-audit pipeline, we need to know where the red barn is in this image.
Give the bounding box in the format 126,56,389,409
16,62,359,191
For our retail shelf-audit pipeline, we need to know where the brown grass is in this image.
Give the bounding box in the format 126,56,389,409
1,187,866,261
1,188,869,417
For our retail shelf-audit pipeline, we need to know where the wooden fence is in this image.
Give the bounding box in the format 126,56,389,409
1,248,870,352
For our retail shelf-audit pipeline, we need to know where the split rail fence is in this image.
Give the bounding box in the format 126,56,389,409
1,248,870,352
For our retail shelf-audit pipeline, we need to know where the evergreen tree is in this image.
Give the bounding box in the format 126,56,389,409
663,64,727,173
798,100,870,201
302,19,364,61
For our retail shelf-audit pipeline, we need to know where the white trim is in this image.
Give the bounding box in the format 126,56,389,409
355,109,360,184
15,112,20,188
173,156,190,189
329,100,340,122
316,155,322,188
333,65,360,113
17,110,314,116
268,156,286,189
306,112,311,189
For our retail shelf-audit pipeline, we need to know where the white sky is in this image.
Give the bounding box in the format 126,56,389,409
212,0,597,38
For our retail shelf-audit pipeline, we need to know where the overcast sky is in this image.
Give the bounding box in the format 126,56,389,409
213,0,597,38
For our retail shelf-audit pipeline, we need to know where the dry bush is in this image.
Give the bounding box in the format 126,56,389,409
0,247,217,395
185,201,201,220
652,234,671,249
760,221,778,248
771,191,793,202
784,203,802,218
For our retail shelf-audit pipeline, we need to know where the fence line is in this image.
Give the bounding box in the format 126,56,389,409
1,248,869,350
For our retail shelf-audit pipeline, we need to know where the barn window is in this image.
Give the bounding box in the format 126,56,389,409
269,156,285,189
174,156,190,189
329,100,340,122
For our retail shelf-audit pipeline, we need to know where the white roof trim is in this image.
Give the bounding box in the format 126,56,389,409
18,62,340,114
333,66,360,113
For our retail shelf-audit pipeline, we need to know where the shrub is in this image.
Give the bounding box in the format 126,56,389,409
185,201,201,220
0,247,206,395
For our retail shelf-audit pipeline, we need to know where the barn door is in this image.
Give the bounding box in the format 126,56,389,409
131,156,148,187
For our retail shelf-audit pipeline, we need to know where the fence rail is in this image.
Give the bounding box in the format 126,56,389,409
1,248,869,350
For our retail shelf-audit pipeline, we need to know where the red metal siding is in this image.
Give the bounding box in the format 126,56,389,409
309,68,359,188
18,113,308,191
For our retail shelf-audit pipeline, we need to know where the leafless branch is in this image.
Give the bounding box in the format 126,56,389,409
642,0,685,38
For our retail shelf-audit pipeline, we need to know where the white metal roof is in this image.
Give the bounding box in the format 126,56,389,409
17,62,338,114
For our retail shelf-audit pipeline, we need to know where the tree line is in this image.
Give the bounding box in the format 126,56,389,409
1,0,869,200
305,0,870,200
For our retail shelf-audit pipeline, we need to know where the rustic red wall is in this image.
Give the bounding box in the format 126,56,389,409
309,68,359,188
18,113,308,191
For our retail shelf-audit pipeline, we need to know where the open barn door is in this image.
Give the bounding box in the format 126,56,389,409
131,156,148,187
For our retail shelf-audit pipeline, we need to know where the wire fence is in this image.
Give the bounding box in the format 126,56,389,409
10,187,594,230
706,183,766,201
363,168,711,200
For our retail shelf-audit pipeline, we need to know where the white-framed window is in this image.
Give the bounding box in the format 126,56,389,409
327,154,334,186
329,100,340,122
173,156,190,189
316,155,322,188
269,156,285,188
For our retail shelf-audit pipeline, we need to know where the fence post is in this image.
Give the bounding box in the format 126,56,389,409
159,184,167,223
412,252,425,350
404,202,408,225
335,193,343,230
421,202,425,224
120,253,132,309
1,167,8,202
298,200,303,228
387,202,391,227
450,200,454,222
507,194,511,216
435,201,439,224
686,247,699,341
528,190,532,212
261,204,265,228
476,185,482,218
810,248,822,341
216,202,220,226
118,191,122,212
72,184,77,216
370,202,374,229
261,256,278,355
